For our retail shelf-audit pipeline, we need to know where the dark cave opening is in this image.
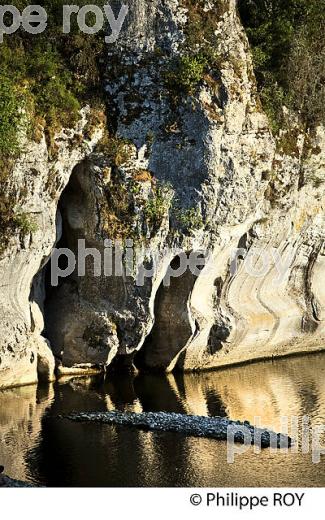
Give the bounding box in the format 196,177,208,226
43,206,69,318
44,166,86,358
30,166,84,360
135,253,204,372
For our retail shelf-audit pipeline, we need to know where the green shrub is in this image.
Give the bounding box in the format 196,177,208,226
0,199,38,254
181,0,226,66
163,1,228,99
36,76,81,129
238,0,325,131
259,75,285,134
0,0,107,159
13,211,38,234
144,183,172,230
173,206,204,232
0,76,24,156
165,55,207,96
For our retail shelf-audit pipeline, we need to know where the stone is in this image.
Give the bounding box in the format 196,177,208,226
35,337,56,383
0,0,324,389
65,411,292,449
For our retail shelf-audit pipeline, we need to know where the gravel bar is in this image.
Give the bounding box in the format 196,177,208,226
64,411,292,448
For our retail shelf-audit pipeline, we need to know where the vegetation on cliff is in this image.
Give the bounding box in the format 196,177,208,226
0,1,107,244
0,1,106,159
238,0,325,132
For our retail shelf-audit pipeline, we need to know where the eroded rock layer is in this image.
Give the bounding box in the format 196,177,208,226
0,0,324,388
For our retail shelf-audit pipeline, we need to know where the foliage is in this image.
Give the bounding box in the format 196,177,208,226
0,76,26,156
164,55,207,96
96,134,133,167
181,0,227,65
172,206,204,232
238,0,325,131
12,211,38,234
0,0,107,162
143,183,172,230
164,1,228,99
0,196,37,254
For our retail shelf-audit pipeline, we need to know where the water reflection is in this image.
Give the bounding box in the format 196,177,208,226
0,385,54,484
1,353,325,486
176,356,325,432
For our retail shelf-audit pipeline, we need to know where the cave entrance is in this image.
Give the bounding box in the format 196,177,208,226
30,164,85,361
135,253,204,372
44,164,87,359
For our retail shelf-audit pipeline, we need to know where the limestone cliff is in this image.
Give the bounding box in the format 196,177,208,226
0,109,104,388
0,0,324,389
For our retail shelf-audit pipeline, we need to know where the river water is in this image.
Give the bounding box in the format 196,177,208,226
1,353,325,487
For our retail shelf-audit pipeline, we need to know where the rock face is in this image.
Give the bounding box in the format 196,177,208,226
0,0,324,389
0,109,104,389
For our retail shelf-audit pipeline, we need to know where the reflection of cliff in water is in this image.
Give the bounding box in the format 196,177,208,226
0,385,54,484
174,355,325,433
1,353,325,486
